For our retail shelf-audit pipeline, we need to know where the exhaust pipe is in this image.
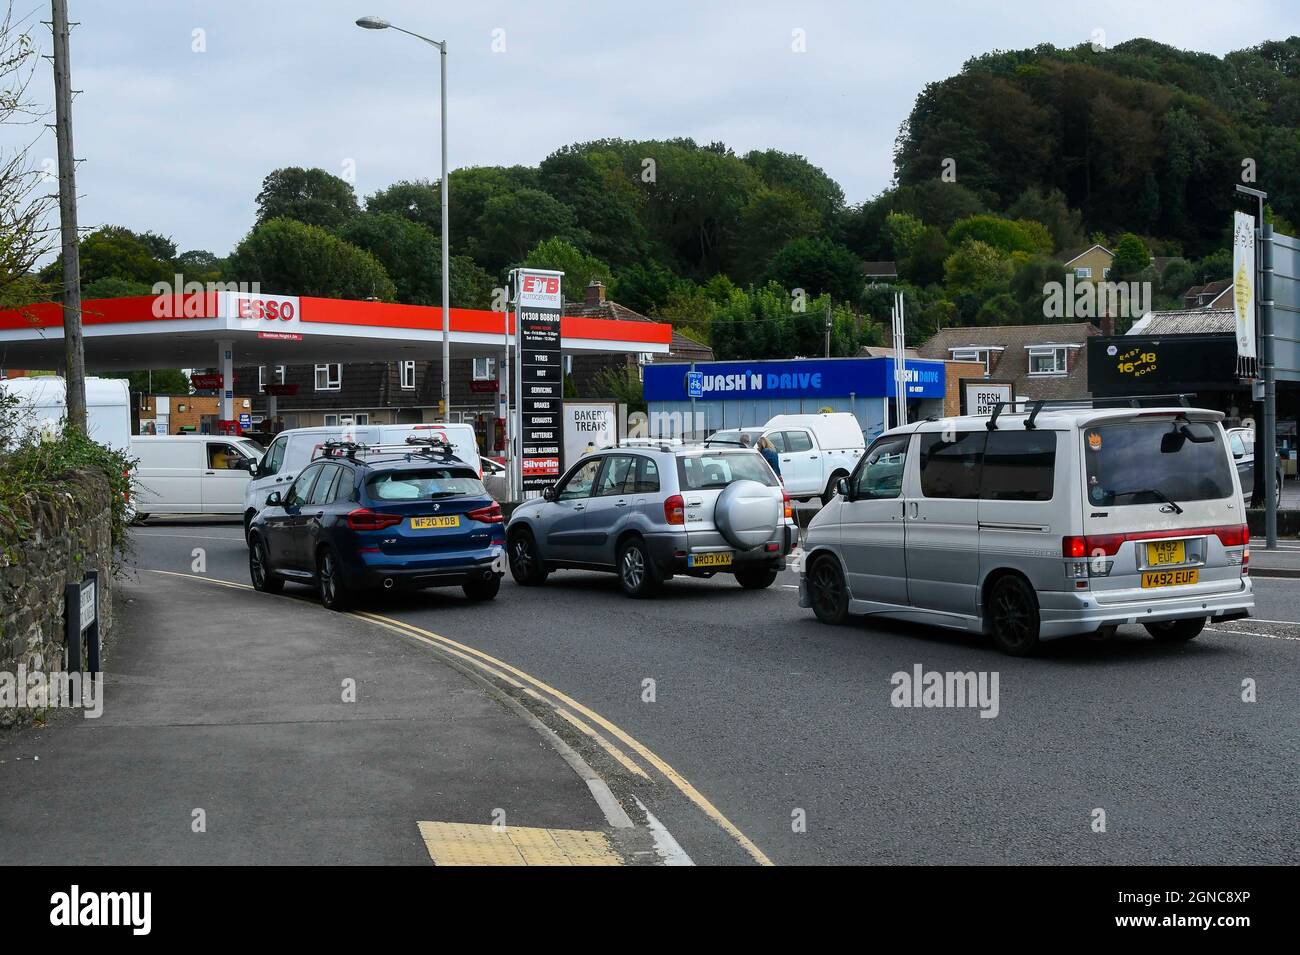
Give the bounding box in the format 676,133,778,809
383,578,394,590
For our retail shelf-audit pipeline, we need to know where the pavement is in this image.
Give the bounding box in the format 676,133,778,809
102,517,1300,866
0,571,662,865
1249,537,1300,577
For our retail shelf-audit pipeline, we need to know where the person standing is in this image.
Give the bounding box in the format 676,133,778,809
757,435,782,481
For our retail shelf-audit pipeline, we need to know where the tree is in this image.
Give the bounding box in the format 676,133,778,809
224,218,395,300
476,187,578,273
588,365,645,412
943,239,1013,291
105,369,190,394
521,238,612,301
82,276,153,299
1111,233,1151,279
612,261,683,315
1009,255,1067,323
735,187,821,282
39,226,174,291
336,211,493,307
365,179,441,231
947,215,1040,256
763,237,863,303
255,167,360,230
1006,186,1084,252
537,148,649,268
899,226,949,287
175,250,222,284
884,212,926,260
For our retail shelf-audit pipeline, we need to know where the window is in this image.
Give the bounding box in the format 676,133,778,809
1102,267,1111,278
367,466,484,501
286,465,322,507
596,455,636,496
207,442,249,470
262,436,287,476
400,361,416,390
472,357,495,381
315,364,341,390
852,435,909,500
1027,346,1068,376
949,347,1000,376
309,464,342,505
918,432,986,499
784,431,813,453
353,413,370,426
632,456,660,494
1229,432,1246,457
980,431,1056,501
557,458,603,500
324,414,339,427
1075,267,1092,279
1084,420,1234,506
677,452,778,490
257,366,286,392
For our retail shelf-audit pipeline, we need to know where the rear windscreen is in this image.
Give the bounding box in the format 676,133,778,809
366,467,485,501
1084,420,1234,506
677,452,778,490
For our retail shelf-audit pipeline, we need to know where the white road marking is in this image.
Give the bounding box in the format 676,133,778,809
635,797,694,866
1208,626,1300,642
134,533,244,541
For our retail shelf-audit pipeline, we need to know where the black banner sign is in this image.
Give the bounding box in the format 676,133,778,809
515,270,565,489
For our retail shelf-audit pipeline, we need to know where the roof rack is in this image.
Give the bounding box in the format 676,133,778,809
984,394,1196,431
318,435,461,462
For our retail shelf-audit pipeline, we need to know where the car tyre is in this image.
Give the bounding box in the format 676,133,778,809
249,536,283,595
317,547,351,611
508,528,548,586
988,575,1041,655
821,472,847,507
735,565,779,590
1144,616,1206,642
463,574,501,602
243,509,256,543
808,554,849,624
617,537,660,598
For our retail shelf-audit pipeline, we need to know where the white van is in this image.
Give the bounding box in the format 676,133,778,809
800,402,1255,655
130,435,264,519
0,375,130,452
711,412,865,503
243,422,481,537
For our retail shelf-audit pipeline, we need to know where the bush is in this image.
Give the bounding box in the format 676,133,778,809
0,391,135,565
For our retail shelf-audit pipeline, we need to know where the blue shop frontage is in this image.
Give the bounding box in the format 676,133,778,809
642,357,947,442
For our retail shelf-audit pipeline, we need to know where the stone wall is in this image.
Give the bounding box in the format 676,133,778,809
0,469,115,728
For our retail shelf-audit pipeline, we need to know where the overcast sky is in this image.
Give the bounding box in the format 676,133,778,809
5,0,1298,262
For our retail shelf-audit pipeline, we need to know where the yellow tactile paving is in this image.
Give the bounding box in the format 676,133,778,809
417,821,623,866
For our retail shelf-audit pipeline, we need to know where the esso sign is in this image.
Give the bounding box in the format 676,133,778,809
237,297,295,321
223,292,300,325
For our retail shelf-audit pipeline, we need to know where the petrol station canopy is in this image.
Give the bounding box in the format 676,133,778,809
0,290,671,371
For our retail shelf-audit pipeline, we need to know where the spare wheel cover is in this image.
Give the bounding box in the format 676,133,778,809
715,479,780,550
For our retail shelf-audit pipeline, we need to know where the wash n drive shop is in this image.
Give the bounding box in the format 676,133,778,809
644,357,946,439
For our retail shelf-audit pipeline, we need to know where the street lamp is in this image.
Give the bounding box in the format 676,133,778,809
356,15,451,421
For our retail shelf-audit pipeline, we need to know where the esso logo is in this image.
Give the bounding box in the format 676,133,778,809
237,297,295,321
522,276,559,295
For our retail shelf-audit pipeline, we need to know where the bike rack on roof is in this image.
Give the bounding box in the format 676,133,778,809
983,393,1196,431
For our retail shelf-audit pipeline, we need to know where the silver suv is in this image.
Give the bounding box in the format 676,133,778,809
506,444,797,597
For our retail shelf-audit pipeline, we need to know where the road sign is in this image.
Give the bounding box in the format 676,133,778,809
687,370,704,399
515,269,565,490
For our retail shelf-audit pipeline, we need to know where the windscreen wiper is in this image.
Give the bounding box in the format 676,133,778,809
1109,487,1183,514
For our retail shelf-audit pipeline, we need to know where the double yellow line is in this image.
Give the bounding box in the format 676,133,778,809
148,570,774,866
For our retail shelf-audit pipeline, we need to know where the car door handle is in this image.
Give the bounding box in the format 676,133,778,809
909,501,919,519
615,500,628,507
574,503,586,511
809,455,818,459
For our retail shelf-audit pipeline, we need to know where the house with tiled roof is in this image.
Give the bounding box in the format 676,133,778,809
1180,279,1232,309
862,261,899,281
1127,308,1234,336
916,322,1100,400
1059,244,1114,282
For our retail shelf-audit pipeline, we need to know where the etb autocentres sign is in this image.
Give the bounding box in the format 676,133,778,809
514,269,565,489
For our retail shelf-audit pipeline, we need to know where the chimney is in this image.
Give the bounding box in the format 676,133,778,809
1099,314,1114,337
585,281,606,307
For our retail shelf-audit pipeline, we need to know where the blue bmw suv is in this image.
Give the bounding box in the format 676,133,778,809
247,440,505,610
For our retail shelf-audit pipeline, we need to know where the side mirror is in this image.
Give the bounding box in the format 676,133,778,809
541,485,556,502
265,491,283,507
836,477,851,500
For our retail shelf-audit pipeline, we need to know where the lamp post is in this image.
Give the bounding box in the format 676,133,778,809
356,16,451,421
1236,184,1277,548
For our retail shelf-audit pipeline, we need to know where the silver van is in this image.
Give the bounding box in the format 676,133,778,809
507,444,797,597
800,402,1255,654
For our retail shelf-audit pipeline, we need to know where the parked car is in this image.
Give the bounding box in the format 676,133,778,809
800,403,1254,655
710,412,865,504
1226,427,1283,503
506,444,797,597
247,440,504,610
129,434,263,521
243,422,480,539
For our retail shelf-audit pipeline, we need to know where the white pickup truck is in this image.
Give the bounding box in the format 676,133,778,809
709,412,865,504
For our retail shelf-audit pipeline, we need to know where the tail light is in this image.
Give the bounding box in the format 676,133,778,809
467,502,503,524
347,508,403,531
1063,525,1250,558
782,490,793,520
664,494,685,526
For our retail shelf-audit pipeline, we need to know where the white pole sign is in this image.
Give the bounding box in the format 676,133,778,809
563,402,617,462
1233,211,1257,377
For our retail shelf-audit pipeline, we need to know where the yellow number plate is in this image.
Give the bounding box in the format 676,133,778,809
1146,540,1186,566
410,515,460,529
1141,569,1199,588
689,552,732,568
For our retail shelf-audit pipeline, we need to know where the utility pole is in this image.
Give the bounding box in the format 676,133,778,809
824,306,832,358
51,0,85,433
